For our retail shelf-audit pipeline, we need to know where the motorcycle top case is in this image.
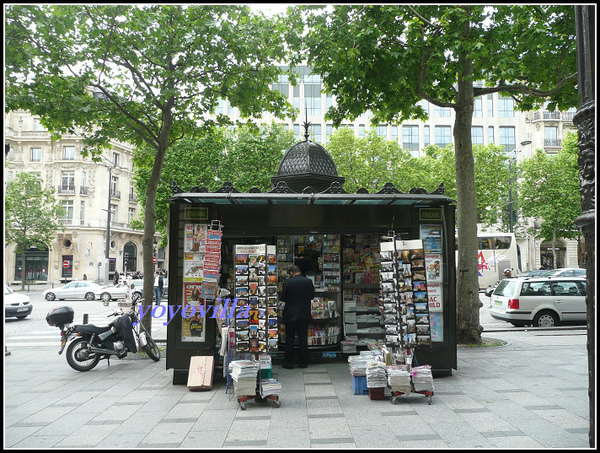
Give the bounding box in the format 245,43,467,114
46,306,74,326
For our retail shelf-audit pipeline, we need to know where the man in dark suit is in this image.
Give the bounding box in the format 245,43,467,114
280,265,314,369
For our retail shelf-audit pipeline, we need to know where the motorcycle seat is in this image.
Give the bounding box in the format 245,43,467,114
73,324,111,335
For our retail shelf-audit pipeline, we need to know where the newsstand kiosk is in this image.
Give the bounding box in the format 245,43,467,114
166,134,457,384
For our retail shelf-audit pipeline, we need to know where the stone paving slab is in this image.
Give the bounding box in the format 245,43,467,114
3,330,591,449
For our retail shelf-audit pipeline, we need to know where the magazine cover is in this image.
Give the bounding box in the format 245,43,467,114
181,283,206,342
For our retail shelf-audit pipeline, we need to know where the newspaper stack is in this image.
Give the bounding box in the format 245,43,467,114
348,355,370,376
411,365,434,393
366,361,387,388
229,360,259,397
387,365,412,394
259,378,282,398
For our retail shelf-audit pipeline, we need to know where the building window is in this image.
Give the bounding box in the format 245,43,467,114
304,74,322,116
61,171,75,193
326,93,333,110
293,85,301,111
128,207,135,225
61,200,74,224
420,100,430,115
30,147,42,162
488,126,495,144
487,94,494,117
423,126,430,147
434,105,451,117
473,97,483,117
293,124,301,140
499,126,516,153
390,126,398,142
112,152,120,167
80,201,85,226
544,126,560,147
498,94,515,118
272,73,289,99
129,183,136,202
359,124,366,137
215,98,225,115
434,125,452,147
375,124,387,138
325,124,333,143
471,126,484,145
312,124,322,143
33,118,46,131
402,126,420,156
110,204,117,223
63,146,75,160
110,176,119,198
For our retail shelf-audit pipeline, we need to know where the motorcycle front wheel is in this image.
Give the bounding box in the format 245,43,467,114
66,338,101,371
140,331,161,362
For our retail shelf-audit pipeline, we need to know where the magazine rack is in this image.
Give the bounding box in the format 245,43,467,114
234,352,281,410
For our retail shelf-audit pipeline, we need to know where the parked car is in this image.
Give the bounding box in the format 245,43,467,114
100,283,142,302
43,281,105,301
540,268,586,278
489,276,587,327
4,284,33,319
516,269,549,278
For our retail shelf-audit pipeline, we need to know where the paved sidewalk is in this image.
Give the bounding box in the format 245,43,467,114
4,330,591,449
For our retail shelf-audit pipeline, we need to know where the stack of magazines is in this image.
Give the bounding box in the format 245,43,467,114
387,365,412,394
411,365,434,393
229,360,259,397
366,361,387,388
348,355,369,376
259,378,282,398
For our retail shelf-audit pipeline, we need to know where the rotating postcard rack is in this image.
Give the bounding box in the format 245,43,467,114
379,231,434,404
228,243,281,409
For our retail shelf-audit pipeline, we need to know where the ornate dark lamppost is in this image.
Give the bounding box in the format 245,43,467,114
573,5,595,449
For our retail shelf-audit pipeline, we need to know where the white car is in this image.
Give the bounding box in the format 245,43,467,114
5,285,33,319
489,276,587,327
100,283,142,302
43,281,105,301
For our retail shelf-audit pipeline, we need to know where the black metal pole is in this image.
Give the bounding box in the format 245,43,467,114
573,5,595,449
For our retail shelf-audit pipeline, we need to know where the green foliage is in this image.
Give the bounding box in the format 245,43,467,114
132,123,295,237
517,132,581,242
5,173,65,252
5,173,64,288
221,122,296,191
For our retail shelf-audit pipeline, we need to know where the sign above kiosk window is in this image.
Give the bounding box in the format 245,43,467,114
184,207,209,221
419,207,443,222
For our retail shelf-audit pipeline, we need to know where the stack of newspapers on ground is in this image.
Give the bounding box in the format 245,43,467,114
348,350,381,377
387,364,412,394
366,361,387,388
229,360,259,397
259,378,282,398
411,365,434,393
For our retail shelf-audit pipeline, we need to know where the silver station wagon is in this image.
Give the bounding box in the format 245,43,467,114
489,276,587,327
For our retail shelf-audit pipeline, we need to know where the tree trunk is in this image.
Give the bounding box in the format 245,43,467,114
20,246,27,291
141,103,173,335
454,44,482,344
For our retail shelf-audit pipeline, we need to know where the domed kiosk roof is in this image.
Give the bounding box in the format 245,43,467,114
276,140,340,177
271,123,345,193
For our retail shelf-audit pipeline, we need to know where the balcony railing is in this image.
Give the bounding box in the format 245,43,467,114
544,138,562,147
80,186,88,195
533,111,563,121
111,190,121,200
57,185,76,195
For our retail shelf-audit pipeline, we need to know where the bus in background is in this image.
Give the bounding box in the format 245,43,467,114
456,232,521,291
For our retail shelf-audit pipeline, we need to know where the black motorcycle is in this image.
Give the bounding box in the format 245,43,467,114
46,303,160,372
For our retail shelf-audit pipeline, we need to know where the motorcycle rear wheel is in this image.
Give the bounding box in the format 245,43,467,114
66,338,101,371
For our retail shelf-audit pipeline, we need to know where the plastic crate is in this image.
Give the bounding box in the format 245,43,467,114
351,375,368,395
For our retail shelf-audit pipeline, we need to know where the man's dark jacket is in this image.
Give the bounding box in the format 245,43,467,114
280,274,315,323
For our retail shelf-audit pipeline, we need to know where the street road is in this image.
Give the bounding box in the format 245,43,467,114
4,288,585,352
4,289,168,351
